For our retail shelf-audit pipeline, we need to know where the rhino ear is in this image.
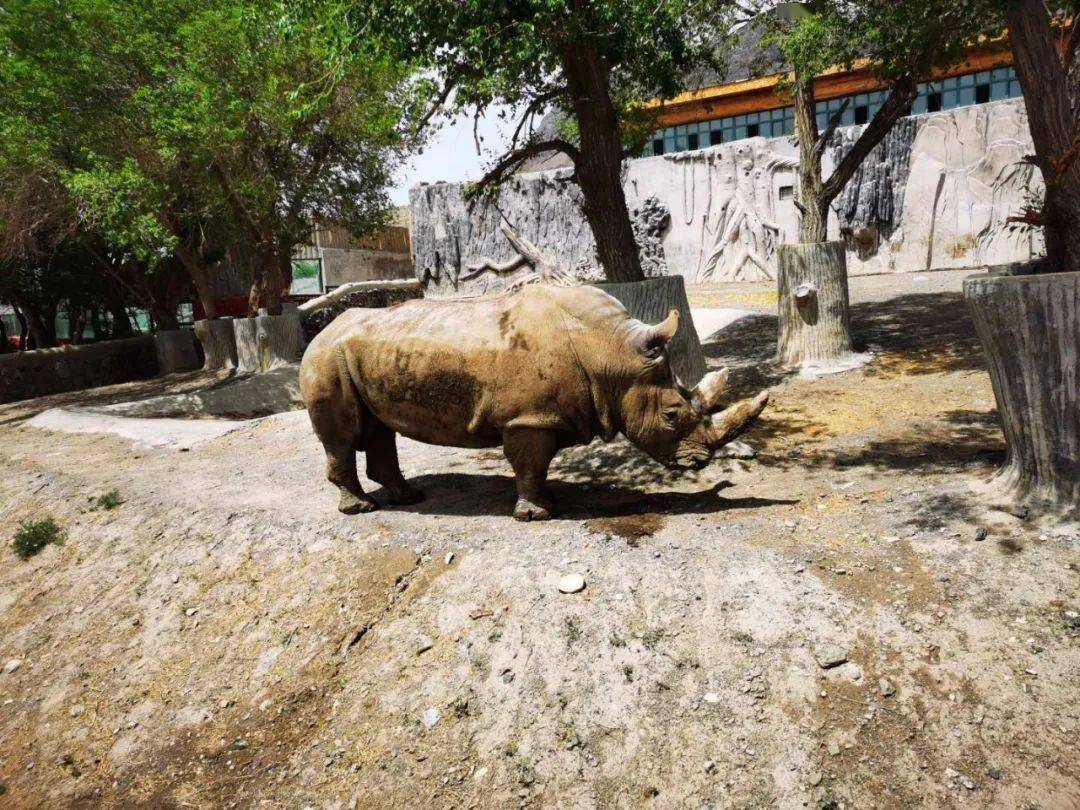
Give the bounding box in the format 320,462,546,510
692,367,729,412
646,309,679,348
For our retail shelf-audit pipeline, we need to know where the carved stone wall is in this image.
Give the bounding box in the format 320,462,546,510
410,98,1042,287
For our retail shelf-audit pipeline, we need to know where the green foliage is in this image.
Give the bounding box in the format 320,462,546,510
0,0,426,312
765,1,1001,91
370,0,730,152
95,489,123,511
11,517,65,560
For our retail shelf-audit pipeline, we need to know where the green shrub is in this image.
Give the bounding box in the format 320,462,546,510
95,489,122,510
11,518,65,559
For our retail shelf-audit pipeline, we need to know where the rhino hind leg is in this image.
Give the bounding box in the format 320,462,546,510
503,427,558,521
364,420,426,506
325,444,378,515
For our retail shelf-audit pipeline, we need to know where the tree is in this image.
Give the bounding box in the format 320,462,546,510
766,0,994,243
0,0,421,324
1001,0,1080,274
759,0,995,367
372,0,729,284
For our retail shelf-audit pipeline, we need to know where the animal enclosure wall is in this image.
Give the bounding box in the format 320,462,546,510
411,98,1042,293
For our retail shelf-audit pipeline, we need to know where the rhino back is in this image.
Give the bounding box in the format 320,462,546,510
333,288,609,447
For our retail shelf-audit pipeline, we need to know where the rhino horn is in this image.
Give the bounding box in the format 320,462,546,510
692,367,729,412
703,390,769,449
646,309,680,347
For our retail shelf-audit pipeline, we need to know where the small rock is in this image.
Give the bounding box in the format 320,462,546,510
986,766,1001,780
421,708,439,729
416,635,434,654
444,552,455,565
704,760,715,773
843,662,863,682
937,573,950,582
557,574,586,594
70,704,85,718
703,692,721,704
233,738,249,750
719,440,756,459
974,527,988,542
878,678,895,697
827,740,841,756
959,775,976,790
185,608,198,617
808,771,823,787
2,660,21,675
814,645,847,669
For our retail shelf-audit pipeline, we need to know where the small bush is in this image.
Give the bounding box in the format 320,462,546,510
95,489,123,510
11,518,65,559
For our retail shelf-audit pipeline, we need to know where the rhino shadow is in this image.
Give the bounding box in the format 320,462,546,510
384,436,794,519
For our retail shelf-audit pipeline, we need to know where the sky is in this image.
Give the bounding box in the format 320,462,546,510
389,105,517,207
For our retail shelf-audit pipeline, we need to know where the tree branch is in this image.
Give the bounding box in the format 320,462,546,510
468,139,582,207
812,98,850,158
820,77,917,206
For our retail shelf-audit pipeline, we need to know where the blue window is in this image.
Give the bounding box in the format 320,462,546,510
644,66,1020,155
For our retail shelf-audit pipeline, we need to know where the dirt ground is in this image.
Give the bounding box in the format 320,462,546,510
0,271,1078,809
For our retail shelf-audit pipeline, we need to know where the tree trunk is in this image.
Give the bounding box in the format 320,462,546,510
561,46,645,284
12,295,53,349
776,242,855,368
1005,0,1080,274
176,244,218,320
793,78,828,243
194,317,238,371
595,275,707,386
108,300,134,338
965,271,1080,507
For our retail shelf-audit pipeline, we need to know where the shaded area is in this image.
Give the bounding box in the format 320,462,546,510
703,291,986,394
380,438,797,519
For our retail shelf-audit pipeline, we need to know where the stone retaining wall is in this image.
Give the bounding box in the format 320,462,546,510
0,336,159,404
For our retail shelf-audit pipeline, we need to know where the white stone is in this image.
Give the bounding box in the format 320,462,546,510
557,574,586,594
2,660,21,675
421,708,439,729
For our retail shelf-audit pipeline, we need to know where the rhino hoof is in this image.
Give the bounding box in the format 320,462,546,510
513,497,554,522
339,493,379,515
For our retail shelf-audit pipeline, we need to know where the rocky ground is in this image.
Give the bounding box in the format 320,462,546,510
0,271,1077,809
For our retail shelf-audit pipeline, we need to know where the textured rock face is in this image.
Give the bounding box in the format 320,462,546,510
830,116,917,257
411,98,1041,286
410,171,670,297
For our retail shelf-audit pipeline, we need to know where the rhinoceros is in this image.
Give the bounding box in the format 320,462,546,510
299,283,768,520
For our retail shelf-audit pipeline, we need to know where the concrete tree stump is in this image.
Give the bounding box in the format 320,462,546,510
965,270,1080,507
233,308,305,374
233,317,261,374
596,275,707,386
776,242,861,372
256,306,305,370
153,329,200,375
194,317,238,371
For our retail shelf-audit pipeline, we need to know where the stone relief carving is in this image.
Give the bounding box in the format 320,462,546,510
891,101,1043,272
410,171,670,297
410,99,1041,286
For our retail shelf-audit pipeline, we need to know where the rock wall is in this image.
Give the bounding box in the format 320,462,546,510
410,98,1042,287
0,336,159,404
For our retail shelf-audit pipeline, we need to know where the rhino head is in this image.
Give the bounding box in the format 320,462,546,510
618,309,769,471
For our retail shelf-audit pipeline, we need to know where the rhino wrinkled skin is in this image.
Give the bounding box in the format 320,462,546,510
299,284,768,520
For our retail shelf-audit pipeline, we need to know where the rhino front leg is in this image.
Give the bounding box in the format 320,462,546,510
364,421,426,506
503,427,558,521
